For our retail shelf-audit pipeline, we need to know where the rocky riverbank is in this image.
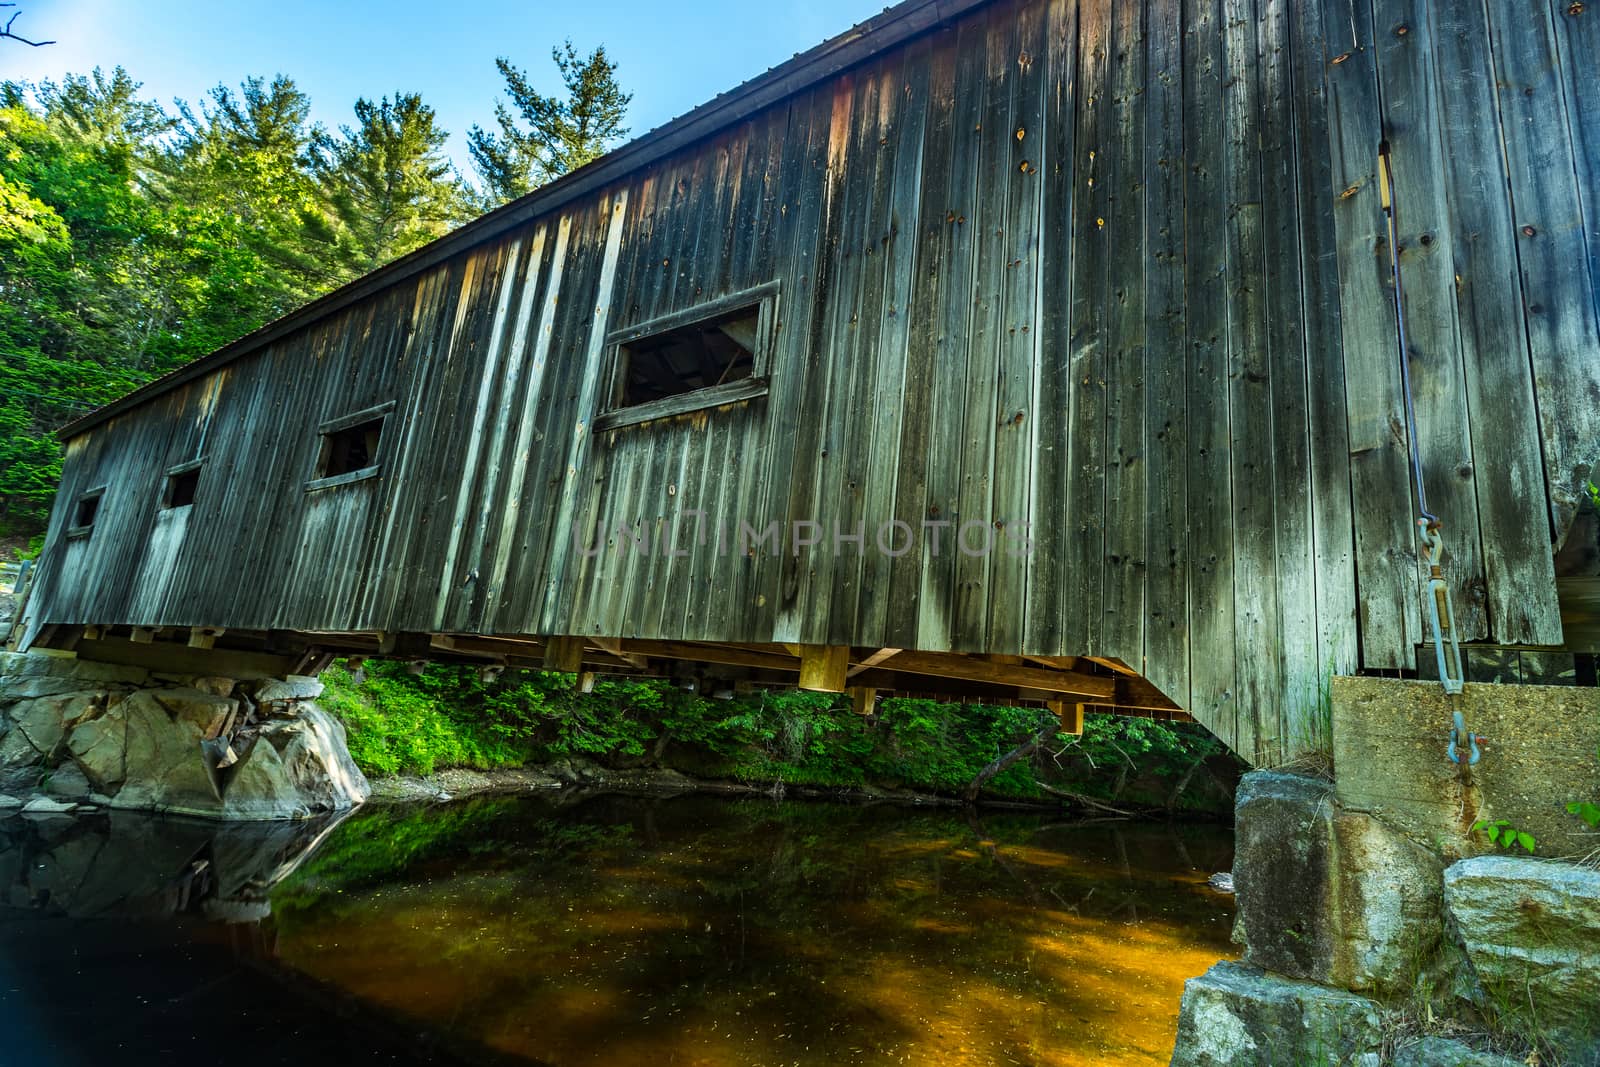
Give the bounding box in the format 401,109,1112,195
367,758,984,808
0,651,368,820
1170,771,1600,1067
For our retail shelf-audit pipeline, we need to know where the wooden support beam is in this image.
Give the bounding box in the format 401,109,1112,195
294,650,334,677
188,626,224,650
870,651,1116,700
76,636,297,680
128,626,157,644
620,640,800,673
591,636,649,668
1050,699,1086,736
847,647,902,677
1086,655,1139,676
543,635,586,673
377,631,433,657
1112,675,1183,712
432,633,548,659
849,686,877,716
797,644,849,693
575,671,597,694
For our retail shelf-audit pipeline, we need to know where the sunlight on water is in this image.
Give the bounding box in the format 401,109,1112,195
267,797,1235,1066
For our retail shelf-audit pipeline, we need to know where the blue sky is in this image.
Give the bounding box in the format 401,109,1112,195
3,0,881,179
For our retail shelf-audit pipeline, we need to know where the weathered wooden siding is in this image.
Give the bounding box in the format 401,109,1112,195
25,0,1600,764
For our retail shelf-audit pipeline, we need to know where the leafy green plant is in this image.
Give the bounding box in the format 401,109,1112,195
316,658,1232,808
1568,801,1600,829
1473,819,1537,854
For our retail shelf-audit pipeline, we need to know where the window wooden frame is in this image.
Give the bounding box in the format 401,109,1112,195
66,486,106,540
160,458,205,510
306,400,395,492
595,281,779,433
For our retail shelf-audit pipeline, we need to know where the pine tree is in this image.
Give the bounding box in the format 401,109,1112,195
467,41,631,207
163,75,329,303
309,93,471,278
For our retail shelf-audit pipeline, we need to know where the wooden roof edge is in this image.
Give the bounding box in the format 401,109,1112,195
56,0,991,443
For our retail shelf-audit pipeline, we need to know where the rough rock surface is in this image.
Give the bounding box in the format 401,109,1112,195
0,651,368,820
218,707,368,820
252,676,325,704
1234,772,1339,981
1391,1037,1526,1067
21,796,76,815
1444,856,1600,1059
1234,770,1446,996
1169,961,1383,1067
1329,809,1447,994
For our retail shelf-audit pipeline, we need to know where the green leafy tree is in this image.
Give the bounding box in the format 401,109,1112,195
0,78,174,531
308,92,471,277
467,41,631,206
163,74,330,304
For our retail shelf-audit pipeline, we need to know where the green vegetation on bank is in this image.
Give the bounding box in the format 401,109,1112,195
320,661,1234,809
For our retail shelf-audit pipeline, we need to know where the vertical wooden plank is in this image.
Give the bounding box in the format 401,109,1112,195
781,72,867,643
1102,0,1149,667
988,0,1049,653
537,195,624,633
886,26,962,651
1024,0,1079,657
722,100,797,639
1063,0,1113,656
1428,1,1563,644
1371,0,1488,644
688,117,773,640
540,191,629,633
952,6,1021,652
750,85,830,642
1183,0,1237,746
1487,0,1600,546
825,58,901,647
1288,0,1359,719
434,236,525,629
1321,0,1421,669
1222,0,1275,763
1259,0,1319,753
1551,0,1600,334
857,37,933,647
767,75,856,643
1143,0,1190,704
484,217,571,629
915,19,988,651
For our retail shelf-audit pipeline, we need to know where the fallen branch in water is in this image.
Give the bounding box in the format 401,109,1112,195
964,719,1057,804
1033,781,1134,816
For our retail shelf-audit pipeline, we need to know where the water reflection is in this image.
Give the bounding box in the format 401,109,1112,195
0,798,1232,1065
265,797,1235,1066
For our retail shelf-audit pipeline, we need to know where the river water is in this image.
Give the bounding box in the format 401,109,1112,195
0,795,1234,1066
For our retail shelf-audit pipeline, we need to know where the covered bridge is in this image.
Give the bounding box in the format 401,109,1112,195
12,0,1600,765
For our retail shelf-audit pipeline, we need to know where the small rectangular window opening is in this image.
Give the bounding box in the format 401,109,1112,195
616,304,759,409
163,466,200,509
320,417,384,479
67,488,105,538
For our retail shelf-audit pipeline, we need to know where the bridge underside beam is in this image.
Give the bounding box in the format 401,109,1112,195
22,624,1194,723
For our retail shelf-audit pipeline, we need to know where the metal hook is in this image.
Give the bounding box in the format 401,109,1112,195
1446,709,1480,766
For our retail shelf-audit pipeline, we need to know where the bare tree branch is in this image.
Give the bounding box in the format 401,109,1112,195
1,5,55,46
